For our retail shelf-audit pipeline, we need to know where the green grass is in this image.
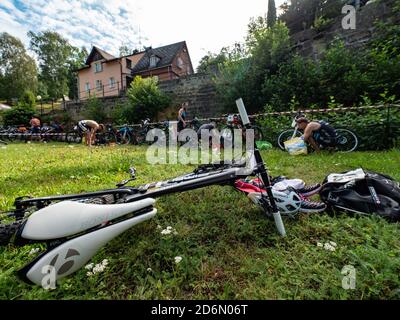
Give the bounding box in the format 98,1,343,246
0,143,400,300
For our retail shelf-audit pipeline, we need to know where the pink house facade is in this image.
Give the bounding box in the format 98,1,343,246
77,42,194,101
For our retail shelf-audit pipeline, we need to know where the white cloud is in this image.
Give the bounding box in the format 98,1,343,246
0,0,286,68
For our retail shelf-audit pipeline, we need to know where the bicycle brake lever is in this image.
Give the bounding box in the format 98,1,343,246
116,177,136,187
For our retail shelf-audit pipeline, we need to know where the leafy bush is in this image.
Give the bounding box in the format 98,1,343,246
84,95,108,124
2,104,35,126
124,76,170,123
19,90,36,109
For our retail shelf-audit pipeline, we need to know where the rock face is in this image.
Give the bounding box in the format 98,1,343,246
291,0,399,59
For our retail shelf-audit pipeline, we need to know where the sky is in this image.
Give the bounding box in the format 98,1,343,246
0,0,286,69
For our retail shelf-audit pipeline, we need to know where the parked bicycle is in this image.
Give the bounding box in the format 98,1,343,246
219,113,264,147
66,124,117,146
277,111,358,152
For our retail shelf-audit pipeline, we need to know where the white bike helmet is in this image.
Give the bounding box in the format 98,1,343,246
248,189,302,216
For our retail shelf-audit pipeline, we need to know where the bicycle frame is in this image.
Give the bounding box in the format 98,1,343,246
3,98,285,286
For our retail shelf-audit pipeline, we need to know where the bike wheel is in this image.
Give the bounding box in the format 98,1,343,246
335,129,358,153
66,131,82,144
277,129,301,150
251,125,264,143
119,131,132,145
0,221,22,246
101,132,117,145
135,132,146,145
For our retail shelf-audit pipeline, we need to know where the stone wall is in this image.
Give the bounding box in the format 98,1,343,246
64,73,224,122
64,95,128,123
291,0,399,59
157,73,224,119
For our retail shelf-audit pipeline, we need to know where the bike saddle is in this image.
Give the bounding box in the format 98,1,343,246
21,198,155,240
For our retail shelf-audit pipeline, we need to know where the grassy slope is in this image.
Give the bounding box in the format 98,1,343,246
0,144,399,300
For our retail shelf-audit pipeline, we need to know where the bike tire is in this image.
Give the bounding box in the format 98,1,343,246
66,131,82,144
250,125,264,143
277,129,301,150
0,221,21,246
119,132,132,145
335,129,358,153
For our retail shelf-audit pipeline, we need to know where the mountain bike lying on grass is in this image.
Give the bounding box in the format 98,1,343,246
277,111,358,152
0,99,290,287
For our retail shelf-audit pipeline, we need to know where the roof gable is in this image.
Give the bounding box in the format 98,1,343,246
85,46,116,65
131,41,186,73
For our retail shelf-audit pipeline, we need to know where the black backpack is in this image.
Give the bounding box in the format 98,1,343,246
319,169,400,222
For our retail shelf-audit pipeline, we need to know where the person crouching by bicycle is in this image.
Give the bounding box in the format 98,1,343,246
77,120,105,147
296,117,338,152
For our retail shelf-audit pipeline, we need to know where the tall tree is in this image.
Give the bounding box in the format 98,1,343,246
0,32,38,102
267,0,277,28
28,30,76,100
68,46,88,100
119,45,136,57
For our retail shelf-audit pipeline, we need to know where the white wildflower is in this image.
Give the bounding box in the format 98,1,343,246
324,243,336,252
28,248,40,255
174,256,183,264
161,229,172,235
85,263,94,270
329,241,337,247
147,268,152,272
161,225,178,236
86,259,109,277
317,242,323,247
157,225,162,229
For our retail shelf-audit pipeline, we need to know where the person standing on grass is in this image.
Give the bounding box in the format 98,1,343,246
177,101,188,133
77,120,105,147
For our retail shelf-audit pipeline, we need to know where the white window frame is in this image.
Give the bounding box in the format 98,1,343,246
109,77,116,89
149,55,159,68
94,62,103,73
177,57,184,69
85,82,90,92
96,80,103,91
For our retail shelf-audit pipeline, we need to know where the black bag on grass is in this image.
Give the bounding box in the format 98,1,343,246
319,168,400,222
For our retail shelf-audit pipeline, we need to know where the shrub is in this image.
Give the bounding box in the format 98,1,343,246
84,95,108,124
124,76,170,123
2,104,35,126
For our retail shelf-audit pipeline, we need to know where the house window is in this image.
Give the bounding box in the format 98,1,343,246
95,62,103,73
177,57,184,69
149,55,159,68
96,80,103,91
109,77,116,89
85,82,90,92
126,59,132,69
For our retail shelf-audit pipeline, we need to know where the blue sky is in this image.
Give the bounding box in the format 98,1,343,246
0,0,285,68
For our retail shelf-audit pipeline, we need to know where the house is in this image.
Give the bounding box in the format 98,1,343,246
77,41,194,100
